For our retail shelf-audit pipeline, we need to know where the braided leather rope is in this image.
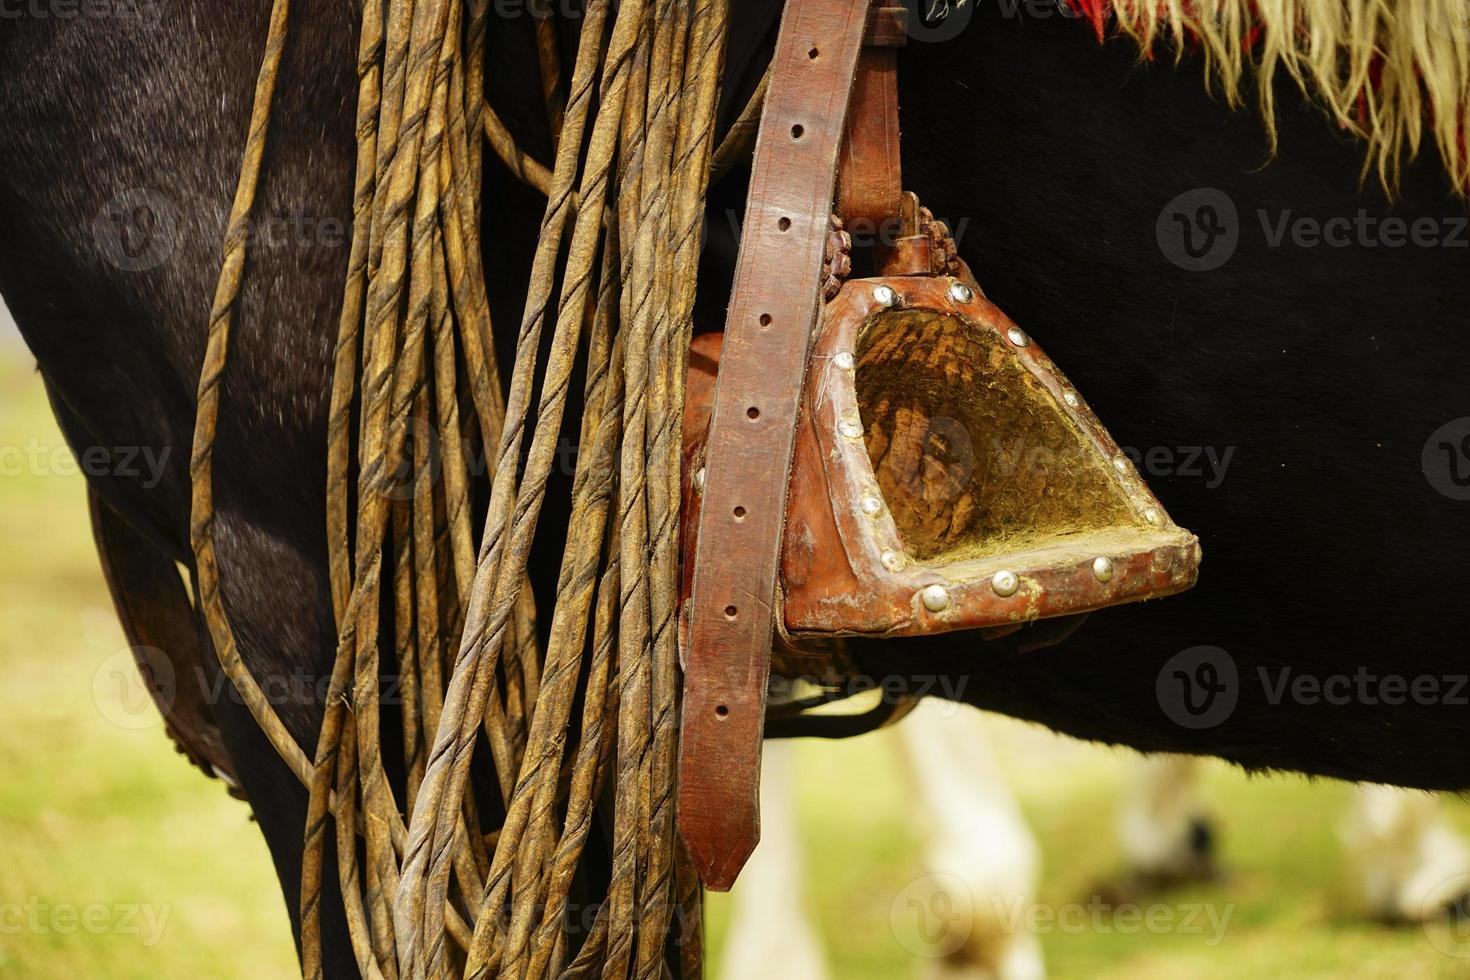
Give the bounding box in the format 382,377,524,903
190,2,731,976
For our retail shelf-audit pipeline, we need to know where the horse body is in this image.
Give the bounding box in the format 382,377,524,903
872,3,1470,788
0,3,364,963
1,1,1468,974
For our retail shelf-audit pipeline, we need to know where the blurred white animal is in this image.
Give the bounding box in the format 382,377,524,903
722,701,1044,980
719,740,830,980
1341,782,1470,922
895,699,1045,980
719,704,1470,979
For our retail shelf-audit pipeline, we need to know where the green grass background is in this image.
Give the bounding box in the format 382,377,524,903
2,353,1468,978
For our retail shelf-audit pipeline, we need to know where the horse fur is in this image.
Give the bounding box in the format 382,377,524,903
1061,0,1470,190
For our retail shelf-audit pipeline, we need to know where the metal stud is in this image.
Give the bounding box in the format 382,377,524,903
1092,556,1114,583
920,584,951,612
948,282,973,304
1144,507,1163,525
1063,390,1080,408
991,569,1019,597
861,495,884,517
834,350,855,371
872,285,897,308
839,417,864,440
693,467,706,493
880,550,904,572
1112,455,1129,473
1006,326,1030,348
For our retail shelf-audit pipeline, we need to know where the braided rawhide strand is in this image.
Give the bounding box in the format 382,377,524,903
191,2,732,977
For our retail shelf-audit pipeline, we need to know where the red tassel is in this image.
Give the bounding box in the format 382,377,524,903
1065,0,1110,42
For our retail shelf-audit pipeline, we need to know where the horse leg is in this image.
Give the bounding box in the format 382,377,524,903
719,740,829,980
1341,785,1470,923
895,700,1045,980
1114,755,1216,892
186,510,363,979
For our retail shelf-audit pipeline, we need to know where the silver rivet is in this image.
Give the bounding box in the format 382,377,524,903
1092,556,1114,583
880,550,904,572
991,569,1019,597
872,285,897,308
834,350,855,370
1144,507,1162,525
839,417,864,440
861,495,884,517
693,467,706,493
920,584,951,612
1063,390,1080,408
948,282,973,304
1006,326,1030,348
1112,455,1129,473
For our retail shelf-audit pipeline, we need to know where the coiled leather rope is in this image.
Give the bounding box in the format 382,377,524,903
191,2,729,976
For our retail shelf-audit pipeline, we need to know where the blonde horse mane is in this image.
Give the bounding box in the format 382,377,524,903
1073,0,1470,191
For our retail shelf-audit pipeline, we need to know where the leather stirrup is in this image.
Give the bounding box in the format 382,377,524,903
676,0,1200,891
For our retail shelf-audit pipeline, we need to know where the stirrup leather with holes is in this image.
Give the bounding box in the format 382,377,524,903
675,0,1201,891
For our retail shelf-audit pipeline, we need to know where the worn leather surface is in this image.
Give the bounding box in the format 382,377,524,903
676,0,873,893
688,278,1201,643
782,274,1201,636
836,39,902,231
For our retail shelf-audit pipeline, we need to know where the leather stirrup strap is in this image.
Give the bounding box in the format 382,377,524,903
677,0,874,891
836,5,907,231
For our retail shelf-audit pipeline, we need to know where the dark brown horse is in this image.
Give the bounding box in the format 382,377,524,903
2,1,1467,975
